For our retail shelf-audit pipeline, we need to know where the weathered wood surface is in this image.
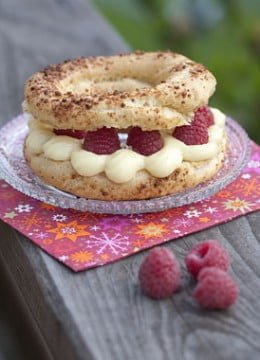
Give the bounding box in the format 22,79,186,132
0,0,260,359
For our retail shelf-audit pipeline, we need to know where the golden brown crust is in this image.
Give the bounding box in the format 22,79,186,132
24,51,216,131
24,137,226,201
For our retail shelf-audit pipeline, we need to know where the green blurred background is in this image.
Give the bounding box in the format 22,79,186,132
93,0,260,142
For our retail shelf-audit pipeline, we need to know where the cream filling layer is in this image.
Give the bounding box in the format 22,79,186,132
25,107,226,184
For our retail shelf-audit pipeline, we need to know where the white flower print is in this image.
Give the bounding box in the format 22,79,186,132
131,218,144,224
86,232,129,255
174,218,194,228
34,232,48,240
248,160,260,168
205,207,218,214
241,173,251,180
15,204,34,213
61,226,76,235
52,214,68,222
173,229,181,234
59,255,69,262
183,209,202,218
90,225,101,231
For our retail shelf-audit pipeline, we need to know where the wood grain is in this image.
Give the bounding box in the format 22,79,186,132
0,0,259,359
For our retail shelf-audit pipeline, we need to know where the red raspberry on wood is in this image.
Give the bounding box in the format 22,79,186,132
193,267,239,309
185,240,230,278
138,247,181,299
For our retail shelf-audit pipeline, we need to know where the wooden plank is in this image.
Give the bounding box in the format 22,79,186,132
0,0,260,359
0,247,52,360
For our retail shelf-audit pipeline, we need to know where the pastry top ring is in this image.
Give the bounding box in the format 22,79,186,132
24,51,216,131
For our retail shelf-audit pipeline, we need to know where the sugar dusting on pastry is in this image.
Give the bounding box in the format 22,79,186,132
23,51,226,201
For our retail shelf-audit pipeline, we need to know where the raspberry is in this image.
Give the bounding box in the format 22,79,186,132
185,240,230,278
83,127,120,154
193,106,214,127
193,267,239,309
138,247,180,299
172,124,208,145
127,127,163,156
54,128,86,139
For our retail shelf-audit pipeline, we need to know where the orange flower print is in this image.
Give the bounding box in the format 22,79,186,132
223,198,252,213
48,220,90,242
135,222,168,239
199,217,210,223
217,190,232,199
234,178,260,197
70,251,93,263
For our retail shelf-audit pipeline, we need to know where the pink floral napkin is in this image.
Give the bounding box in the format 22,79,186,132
0,143,259,272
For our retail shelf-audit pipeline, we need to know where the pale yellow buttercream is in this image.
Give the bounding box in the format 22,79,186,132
25,107,226,183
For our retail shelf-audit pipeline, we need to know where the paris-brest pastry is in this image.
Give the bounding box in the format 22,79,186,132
24,51,226,200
